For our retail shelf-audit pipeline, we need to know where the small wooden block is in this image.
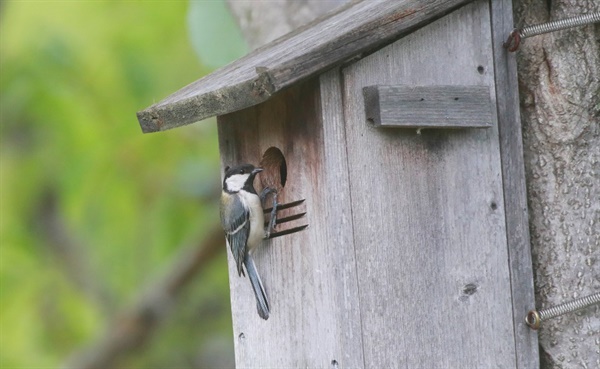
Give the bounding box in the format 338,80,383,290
363,85,492,128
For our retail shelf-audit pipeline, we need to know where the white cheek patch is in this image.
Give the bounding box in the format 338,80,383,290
226,173,250,192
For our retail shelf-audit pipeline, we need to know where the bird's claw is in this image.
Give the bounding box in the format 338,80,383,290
263,199,307,239
260,187,279,238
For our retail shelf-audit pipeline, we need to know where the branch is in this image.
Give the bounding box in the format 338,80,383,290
64,225,225,369
36,188,113,311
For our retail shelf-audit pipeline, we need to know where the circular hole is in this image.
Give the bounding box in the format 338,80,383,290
490,201,498,210
477,65,485,74
454,97,459,101
331,360,339,368
260,147,287,191
525,313,534,325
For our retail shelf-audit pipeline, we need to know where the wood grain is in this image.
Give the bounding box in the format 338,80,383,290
341,2,518,366
363,85,492,128
490,0,539,367
213,0,537,367
137,0,476,133
217,76,364,368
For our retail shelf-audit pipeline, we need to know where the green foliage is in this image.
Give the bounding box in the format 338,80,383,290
188,0,248,68
0,1,238,367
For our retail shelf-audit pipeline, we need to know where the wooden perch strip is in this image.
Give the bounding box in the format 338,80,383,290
137,0,476,133
363,85,493,128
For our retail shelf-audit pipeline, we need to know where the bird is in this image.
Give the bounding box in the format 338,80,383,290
220,164,270,320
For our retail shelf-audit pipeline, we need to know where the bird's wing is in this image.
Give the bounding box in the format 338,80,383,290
221,193,250,276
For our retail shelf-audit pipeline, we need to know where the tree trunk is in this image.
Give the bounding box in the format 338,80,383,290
513,0,600,367
227,0,600,367
225,0,347,51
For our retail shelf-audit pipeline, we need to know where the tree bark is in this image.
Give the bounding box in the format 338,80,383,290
227,0,600,367
513,1,600,368
226,0,347,50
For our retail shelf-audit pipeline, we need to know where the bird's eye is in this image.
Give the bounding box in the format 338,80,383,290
240,169,245,174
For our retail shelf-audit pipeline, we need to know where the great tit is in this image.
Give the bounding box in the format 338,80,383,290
220,164,270,320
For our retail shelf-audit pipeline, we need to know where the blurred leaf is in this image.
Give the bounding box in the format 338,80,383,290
187,0,248,68
0,0,241,367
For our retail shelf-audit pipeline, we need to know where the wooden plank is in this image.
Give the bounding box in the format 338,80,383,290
340,2,517,367
137,0,477,133
363,85,492,128
315,68,365,368
489,0,539,367
217,76,364,368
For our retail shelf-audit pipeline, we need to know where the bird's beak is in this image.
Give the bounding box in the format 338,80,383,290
252,168,264,175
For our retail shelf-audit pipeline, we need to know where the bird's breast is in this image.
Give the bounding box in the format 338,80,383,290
239,191,264,251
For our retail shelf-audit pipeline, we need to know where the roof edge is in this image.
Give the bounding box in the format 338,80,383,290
136,0,476,133
137,70,276,133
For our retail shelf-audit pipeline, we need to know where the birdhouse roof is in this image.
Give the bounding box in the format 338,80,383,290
136,0,474,133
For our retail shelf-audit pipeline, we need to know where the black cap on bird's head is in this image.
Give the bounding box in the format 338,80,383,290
223,164,263,193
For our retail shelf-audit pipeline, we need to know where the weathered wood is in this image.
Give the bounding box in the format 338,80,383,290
217,77,364,368
489,0,539,367
340,2,518,366
211,0,537,367
137,0,476,133
363,85,492,128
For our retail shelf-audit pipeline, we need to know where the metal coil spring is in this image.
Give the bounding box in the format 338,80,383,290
521,12,600,38
504,12,600,51
526,292,600,330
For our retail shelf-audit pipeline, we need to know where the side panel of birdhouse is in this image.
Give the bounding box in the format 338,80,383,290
340,1,519,367
217,79,364,368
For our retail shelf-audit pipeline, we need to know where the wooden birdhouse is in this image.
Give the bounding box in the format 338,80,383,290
137,0,539,367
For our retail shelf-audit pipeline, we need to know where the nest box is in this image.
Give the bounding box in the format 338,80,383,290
137,0,538,367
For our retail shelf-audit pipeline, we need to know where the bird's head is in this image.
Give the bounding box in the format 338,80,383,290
223,164,263,193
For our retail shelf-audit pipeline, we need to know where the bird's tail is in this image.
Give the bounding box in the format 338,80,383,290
244,254,270,320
